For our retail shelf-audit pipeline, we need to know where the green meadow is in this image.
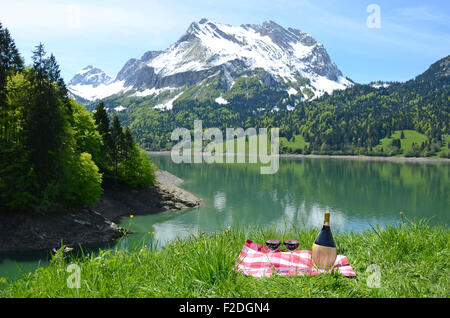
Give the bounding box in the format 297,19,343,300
377,130,449,157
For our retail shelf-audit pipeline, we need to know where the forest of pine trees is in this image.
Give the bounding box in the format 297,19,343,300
0,23,155,212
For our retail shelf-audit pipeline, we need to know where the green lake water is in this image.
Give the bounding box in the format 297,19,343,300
1,155,449,280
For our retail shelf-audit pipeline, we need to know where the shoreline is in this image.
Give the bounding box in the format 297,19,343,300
92,170,201,223
148,151,450,163
0,170,201,253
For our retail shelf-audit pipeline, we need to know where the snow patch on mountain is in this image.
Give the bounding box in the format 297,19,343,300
153,92,184,110
114,105,126,112
215,96,228,104
69,80,130,101
311,75,352,95
287,87,298,96
286,105,295,111
132,87,178,97
371,82,390,89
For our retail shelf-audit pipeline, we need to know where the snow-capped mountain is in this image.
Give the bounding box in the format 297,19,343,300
68,65,121,101
68,19,352,105
69,65,113,87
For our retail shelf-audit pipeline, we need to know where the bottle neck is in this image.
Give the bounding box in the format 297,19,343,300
323,212,330,226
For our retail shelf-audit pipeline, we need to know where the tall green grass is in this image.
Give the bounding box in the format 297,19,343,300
0,217,448,298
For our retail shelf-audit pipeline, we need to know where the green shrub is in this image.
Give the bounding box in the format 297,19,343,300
63,152,103,206
118,145,156,188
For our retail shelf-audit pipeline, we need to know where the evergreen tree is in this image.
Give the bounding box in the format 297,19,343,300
0,22,24,142
93,101,112,171
0,23,23,91
420,141,425,151
391,138,401,149
120,127,134,160
94,101,110,137
110,115,123,179
46,53,71,116
22,43,67,189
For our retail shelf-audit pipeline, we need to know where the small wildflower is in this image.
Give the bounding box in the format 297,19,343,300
130,214,134,218
400,212,404,216
193,229,196,233
152,232,155,235
385,241,388,245
87,253,90,257
52,248,56,253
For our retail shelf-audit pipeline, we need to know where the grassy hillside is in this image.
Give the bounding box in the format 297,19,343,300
280,134,310,154
1,218,448,298
376,130,449,158
377,130,428,156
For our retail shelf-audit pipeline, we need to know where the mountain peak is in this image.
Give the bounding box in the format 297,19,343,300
68,65,113,88
261,20,283,29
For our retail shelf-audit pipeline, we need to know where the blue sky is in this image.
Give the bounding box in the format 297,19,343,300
1,0,449,83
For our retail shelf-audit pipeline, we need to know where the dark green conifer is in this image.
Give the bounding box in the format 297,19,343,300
110,115,123,178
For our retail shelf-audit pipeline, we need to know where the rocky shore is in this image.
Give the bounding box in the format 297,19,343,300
0,170,201,253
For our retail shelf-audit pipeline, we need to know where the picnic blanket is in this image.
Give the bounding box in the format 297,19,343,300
234,239,356,277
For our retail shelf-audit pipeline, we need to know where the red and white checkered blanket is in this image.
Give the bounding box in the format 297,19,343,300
234,239,356,277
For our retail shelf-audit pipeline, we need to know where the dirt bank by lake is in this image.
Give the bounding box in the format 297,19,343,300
0,170,201,253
